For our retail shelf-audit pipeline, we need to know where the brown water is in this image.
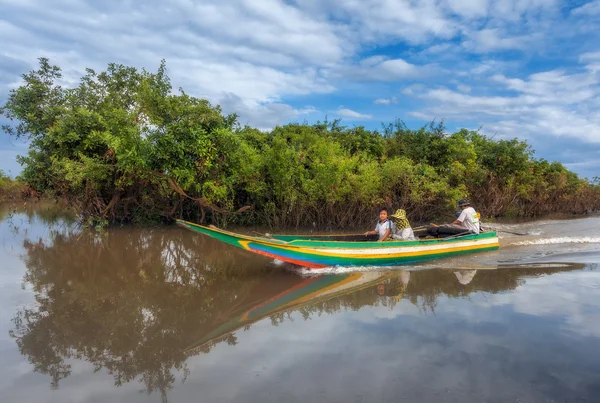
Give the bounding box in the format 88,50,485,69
1,203,600,403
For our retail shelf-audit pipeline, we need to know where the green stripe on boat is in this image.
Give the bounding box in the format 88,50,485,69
175,220,500,268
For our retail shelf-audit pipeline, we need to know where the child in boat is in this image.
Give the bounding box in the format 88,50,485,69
364,207,393,242
389,209,416,240
376,271,410,302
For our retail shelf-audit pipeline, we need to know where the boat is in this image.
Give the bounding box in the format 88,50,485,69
175,220,500,268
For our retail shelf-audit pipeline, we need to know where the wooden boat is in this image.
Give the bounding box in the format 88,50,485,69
176,220,500,268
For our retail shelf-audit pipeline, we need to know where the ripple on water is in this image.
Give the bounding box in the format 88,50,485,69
510,236,600,246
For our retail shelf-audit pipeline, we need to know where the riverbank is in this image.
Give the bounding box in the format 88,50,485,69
3,201,599,236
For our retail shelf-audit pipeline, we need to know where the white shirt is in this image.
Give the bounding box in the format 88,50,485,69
454,270,477,285
374,220,392,240
392,226,416,241
457,207,480,233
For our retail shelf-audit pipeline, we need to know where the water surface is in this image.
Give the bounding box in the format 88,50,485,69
1,203,600,402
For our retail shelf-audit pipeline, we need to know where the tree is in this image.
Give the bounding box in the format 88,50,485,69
3,59,599,227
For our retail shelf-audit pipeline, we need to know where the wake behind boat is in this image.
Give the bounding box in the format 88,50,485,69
176,220,500,268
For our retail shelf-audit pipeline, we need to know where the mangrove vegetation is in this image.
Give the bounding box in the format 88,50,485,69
0,170,27,202
2,58,599,228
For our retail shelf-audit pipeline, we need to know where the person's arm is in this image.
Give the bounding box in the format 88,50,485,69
378,227,392,242
452,209,467,226
365,223,379,236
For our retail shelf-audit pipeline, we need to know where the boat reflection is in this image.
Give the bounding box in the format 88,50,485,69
185,271,397,354
8,223,588,398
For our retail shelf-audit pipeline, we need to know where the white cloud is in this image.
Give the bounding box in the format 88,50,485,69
187,0,346,64
421,88,513,109
335,108,373,119
455,0,558,54
419,43,456,56
478,271,600,338
490,0,559,18
579,51,600,71
572,0,600,16
169,58,334,103
467,59,518,76
312,0,459,45
564,160,600,170
296,0,558,46
444,0,489,19
374,97,398,105
579,51,600,62
331,56,435,82
462,28,532,53
401,84,427,96
492,70,597,103
409,56,600,144
0,0,339,130
219,93,318,130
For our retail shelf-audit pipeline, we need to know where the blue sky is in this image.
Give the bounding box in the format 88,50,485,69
1,0,600,179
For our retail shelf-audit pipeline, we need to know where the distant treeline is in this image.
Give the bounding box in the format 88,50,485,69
0,170,27,202
2,58,599,228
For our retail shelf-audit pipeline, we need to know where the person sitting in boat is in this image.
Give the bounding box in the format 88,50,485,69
364,207,393,242
389,209,416,241
455,209,484,232
454,270,477,285
429,199,480,235
453,199,480,233
376,270,410,300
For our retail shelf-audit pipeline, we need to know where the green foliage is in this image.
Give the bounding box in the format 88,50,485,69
2,58,599,227
0,170,28,201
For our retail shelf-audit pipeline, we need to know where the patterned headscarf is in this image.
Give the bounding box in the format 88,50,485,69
390,209,411,229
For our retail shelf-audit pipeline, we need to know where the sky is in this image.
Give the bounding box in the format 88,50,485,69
1,0,600,179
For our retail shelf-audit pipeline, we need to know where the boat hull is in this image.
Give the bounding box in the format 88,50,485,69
176,220,500,268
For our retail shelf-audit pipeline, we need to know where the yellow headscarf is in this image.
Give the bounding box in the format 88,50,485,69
390,209,411,229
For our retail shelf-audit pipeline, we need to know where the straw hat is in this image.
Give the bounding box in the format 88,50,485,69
390,209,410,229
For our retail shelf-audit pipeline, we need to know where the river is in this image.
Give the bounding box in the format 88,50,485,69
1,203,599,403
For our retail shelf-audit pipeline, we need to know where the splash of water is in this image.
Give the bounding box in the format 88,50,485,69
511,237,600,246
294,265,391,276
